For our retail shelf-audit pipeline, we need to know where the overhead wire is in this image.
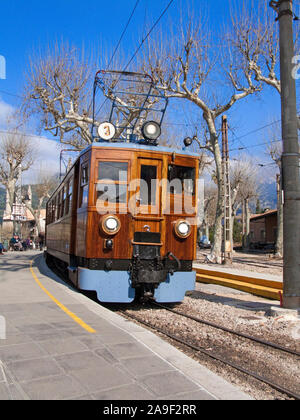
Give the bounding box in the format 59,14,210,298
107,0,141,70
228,125,279,171
0,89,23,99
95,0,175,119
91,0,141,115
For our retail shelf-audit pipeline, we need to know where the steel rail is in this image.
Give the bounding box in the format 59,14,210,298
120,310,300,400
152,302,300,358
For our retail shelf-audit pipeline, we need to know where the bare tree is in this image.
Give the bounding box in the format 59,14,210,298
23,43,164,149
230,0,300,129
144,17,262,263
23,171,58,235
199,182,217,242
23,43,95,150
230,157,260,248
0,130,34,214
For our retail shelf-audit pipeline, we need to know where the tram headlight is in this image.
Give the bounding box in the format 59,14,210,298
141,121,161,142
174,220,191,239
100,215,121,235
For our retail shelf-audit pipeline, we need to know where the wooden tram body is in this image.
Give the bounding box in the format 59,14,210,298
45,143,199,302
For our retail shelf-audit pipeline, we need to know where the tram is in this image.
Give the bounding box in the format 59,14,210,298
45,71,200,303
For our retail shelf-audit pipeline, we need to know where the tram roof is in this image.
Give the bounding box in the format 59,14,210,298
79,142,200,158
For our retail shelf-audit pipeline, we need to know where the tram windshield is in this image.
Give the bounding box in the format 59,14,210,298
168,165,195,195
96,161,128,204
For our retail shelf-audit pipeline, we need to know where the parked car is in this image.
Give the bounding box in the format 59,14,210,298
198,235,211,249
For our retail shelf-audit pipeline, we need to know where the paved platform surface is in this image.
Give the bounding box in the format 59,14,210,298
0,251,252,400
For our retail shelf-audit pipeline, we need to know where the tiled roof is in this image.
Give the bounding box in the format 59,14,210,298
250,209,277,221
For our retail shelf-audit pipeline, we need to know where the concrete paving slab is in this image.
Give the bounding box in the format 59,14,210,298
92,383,155,400
26,329,72,342
84,331,137,345
20,374,87,400
93,348,120,365
54,351,110,373
0,334,32,348
7,357,63,382
77,335,107,350
140,371,201,398
0,382,11,400
37,337,89,356
158,390,215,401
119,355,174,377
69,365,133,394
0,342,47,363
107,341,156,360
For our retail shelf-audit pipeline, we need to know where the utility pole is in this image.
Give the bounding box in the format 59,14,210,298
276,173,283,257
270,0,300,308
222,115,232,264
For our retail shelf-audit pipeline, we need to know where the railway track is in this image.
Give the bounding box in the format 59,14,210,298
119,302,300,400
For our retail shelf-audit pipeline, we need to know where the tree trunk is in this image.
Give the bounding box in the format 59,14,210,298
207,128,224,264
243,198,251,250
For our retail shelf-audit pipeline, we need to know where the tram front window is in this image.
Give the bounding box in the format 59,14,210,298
168,165,195,195
140,165,157,205
97,161,128,204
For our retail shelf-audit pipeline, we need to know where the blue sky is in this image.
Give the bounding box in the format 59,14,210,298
0,0,298,182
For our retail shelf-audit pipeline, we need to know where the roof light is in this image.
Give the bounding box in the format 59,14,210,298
184,137,193,147
141,121,161,142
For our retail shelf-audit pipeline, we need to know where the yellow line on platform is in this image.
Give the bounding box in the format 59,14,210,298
29,259,96,333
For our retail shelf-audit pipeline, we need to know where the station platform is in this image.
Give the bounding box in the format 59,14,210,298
0,251,252,400
194,263,282,300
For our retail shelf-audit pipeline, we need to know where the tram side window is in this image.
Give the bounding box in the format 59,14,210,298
51,199,55,223
49,199,55,223
168,165,195,195
65,178,73,215
79,164,89,208
50,200,54,224
57,191,61,220
97,161,128,204
46,202,50,224
61,187,66,218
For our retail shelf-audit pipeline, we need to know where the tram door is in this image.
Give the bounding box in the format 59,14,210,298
132,158,164,239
